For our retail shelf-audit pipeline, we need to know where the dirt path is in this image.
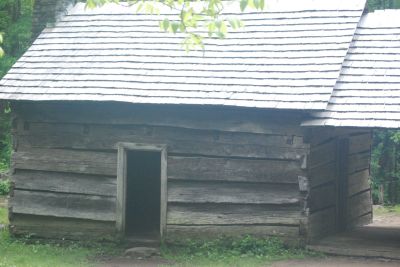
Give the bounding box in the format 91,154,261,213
96,257,173,267
373,206,400,227
270,257,400,267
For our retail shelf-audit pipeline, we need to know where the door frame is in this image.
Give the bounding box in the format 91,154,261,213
116,142,168,240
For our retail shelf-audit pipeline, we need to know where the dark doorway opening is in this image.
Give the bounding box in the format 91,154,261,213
125,150,161,240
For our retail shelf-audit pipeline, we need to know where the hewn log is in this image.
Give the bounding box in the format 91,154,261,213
168,181,300,205
308,183,336,212
17,123,308,160
348,133,372,155
20,122,308,149
308,140,336,168
308,206,336,240
14,102,305,135
347,190,372,222
348,169,370,197
347,212,372,228
308,161,336,188
167,203,300,225
348,151,370,174
13,170,116,197
165,225,300,241
305,127,367,146
11,190,116,221
12,148,117,176
168,156,303,183
10,214,116,240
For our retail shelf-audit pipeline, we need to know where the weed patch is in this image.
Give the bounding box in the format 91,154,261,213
374,204,400,216
0,207,7,225
162,235,321,267
0,180,10,196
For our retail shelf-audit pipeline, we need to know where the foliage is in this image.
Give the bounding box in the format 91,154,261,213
371,130,400,204
86,0,263,51
366,1,400,205
0,34,3,58
0,0,31,173
368,0,400,11
0,180,10,196
0,0,33,78
0,104,11,173
162,235,321,266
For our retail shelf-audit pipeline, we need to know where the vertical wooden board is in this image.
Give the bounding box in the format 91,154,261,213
12,148,117,176
13,170,116,197
168,156,303,183
167,203,301,225
347,190,372,221
348,169,370,197
11,190,116,221
168,181,301,205
160,147,168,240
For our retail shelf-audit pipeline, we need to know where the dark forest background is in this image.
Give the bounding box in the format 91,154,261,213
1,0,400,204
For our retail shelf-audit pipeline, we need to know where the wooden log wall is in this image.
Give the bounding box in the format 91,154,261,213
9,102,310,242
305,128,372,241
346,132,373,227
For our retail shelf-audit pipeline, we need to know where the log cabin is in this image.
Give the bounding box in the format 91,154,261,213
1,0,398,245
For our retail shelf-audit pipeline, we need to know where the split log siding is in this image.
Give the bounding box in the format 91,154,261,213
9,102,309,241
306,128,372,240
307,135,338,240
346,133,372,227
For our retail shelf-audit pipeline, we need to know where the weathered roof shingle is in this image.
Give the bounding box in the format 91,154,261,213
303,10,400,128
0,0,366,110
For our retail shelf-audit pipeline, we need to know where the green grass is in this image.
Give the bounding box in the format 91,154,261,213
374,204,400,216
0,207,122,267
0,207,7,225
161,236,322,267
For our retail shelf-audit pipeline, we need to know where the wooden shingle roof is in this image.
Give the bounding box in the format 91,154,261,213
303,10,400,128
0,0,366,110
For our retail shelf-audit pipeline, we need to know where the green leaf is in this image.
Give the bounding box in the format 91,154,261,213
219,21,227,35
240,0,248,11
228,19,242,29
171,22,180,33
162,18,170,31
85,0,96,9
0,47,3,58
136,2,143,12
